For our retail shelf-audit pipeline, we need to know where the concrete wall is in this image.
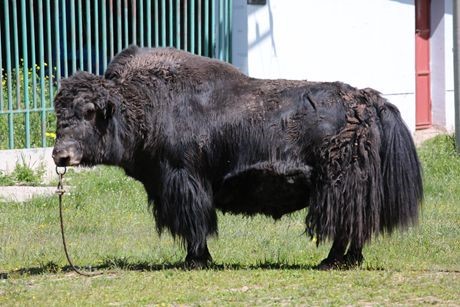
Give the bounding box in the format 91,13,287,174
431,0,455,132
443,0,455,132
232,0,454,132
431,0,447,128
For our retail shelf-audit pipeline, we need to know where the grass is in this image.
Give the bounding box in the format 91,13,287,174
0,135,459,305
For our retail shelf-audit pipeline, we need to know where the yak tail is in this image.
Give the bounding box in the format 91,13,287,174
306,88,423,246
377,98,423,234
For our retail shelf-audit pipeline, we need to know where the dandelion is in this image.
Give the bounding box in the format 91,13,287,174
46,132,56,139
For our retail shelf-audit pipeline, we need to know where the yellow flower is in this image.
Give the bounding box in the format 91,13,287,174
46,132,56,139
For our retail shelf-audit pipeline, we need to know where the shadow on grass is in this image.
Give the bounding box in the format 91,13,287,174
5,259,459,278
5,259,324,277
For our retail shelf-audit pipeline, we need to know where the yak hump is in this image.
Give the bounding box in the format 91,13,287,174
104,45,245,85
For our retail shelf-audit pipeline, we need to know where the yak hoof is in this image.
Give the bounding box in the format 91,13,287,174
315,255,363,270
315,257,344,270
343,252,364,268
184,258,212,269
185,253,213,269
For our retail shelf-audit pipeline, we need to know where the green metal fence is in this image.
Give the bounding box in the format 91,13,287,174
0,0,232,150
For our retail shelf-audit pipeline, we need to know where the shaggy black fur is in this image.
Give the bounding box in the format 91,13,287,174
52,46,423,269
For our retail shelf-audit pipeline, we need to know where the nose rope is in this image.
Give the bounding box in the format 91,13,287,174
56,166,102,277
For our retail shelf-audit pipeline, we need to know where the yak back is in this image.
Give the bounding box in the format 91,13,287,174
104,45,245,89
103,45,350,131
102,46,371,179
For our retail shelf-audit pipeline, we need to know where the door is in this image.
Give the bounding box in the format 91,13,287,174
415,0,431,129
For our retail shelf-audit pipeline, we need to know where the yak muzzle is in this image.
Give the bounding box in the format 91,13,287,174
52,140,83,167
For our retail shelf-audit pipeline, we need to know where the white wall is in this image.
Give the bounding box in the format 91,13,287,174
431,0,455,132
233,0,417,131
431,0,447,128
443,0,455,132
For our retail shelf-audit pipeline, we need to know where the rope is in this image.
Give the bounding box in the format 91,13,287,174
56,166,102,277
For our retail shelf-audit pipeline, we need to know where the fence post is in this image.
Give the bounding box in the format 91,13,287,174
21,0,31,148
4,1,14,149
38,0,46,147
95,0,100,74
29,0,37,110
454,0,460,154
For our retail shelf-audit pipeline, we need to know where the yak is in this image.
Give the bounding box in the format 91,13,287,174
52,46,423,269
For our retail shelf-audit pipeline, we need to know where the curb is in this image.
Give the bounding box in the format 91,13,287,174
0,186,57,202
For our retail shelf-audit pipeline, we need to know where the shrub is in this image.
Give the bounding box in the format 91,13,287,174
0,170,15,186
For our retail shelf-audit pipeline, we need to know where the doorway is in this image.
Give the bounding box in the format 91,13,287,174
415,0,432,129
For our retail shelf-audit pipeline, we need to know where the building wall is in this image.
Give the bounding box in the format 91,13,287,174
233,0,454,132
431,0,447,128
443,0,455,132
431,0,455,132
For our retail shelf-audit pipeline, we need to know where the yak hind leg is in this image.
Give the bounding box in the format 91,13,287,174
316,239,364,270
185,241,213,269
316,234,349,270
343,240,364,268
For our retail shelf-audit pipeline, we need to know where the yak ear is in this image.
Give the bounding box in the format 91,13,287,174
92,81,117,119
102,88,120,119
105,99,116,119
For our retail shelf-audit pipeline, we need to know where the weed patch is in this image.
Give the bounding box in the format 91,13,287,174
0,157,45,186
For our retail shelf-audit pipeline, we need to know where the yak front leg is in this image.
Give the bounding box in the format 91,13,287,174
185,240,213,269
157,163,218,268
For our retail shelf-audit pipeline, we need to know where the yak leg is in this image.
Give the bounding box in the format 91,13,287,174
158,164,217,269
316,234,349,270
343,240,364,268
185,240,213,269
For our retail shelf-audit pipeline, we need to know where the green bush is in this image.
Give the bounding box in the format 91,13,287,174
12,159,45,186
1,63,57,149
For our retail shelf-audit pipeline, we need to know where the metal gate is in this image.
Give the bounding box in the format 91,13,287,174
0,0,232,149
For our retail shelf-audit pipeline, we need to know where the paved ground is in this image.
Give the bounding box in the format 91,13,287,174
413,127,446,146
0,128,447,202
0,186,57,203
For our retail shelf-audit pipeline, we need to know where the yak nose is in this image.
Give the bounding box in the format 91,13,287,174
52,141,82,166
52,148,72,166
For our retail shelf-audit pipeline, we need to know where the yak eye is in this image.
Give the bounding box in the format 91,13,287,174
83,103,96,121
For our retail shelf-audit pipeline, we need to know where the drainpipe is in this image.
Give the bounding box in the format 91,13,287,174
454,0,460,153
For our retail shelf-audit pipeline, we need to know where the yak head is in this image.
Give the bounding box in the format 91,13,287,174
52,71,122,167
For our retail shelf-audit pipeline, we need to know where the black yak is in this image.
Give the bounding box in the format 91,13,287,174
52,46,423,269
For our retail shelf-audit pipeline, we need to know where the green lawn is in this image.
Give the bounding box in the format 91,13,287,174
0,135,459,305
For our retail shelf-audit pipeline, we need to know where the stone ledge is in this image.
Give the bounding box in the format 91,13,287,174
0,147,55,184
0,186,57,202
